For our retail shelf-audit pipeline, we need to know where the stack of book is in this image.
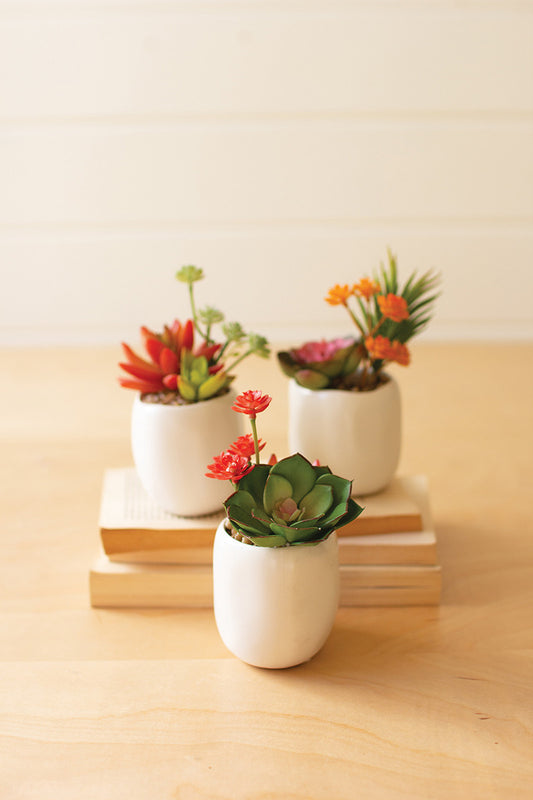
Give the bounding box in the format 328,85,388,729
90,469,441,608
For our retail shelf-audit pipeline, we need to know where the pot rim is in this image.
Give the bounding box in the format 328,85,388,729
290,372,396,398
216,519,337,554
133,388,236,414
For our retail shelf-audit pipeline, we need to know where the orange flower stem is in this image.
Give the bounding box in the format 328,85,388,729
249,417,261,464
370,316,385,337
345,304,366,337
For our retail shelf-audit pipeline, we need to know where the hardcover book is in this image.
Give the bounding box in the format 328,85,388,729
99,468,426,564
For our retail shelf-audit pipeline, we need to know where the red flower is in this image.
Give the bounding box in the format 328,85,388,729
231,390,272,419
228,434,265,459
377,293,409,323
205,451,254,482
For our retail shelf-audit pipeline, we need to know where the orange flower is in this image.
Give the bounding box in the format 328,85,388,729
325,284,353,306
365,335,392,361
377,293,409,323
389,341,410,366
353,277,381,301
365,335,410,366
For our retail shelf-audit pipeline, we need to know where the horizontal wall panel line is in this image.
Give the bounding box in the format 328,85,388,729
2,324,532,348
3,112,533,129
2,1,533,16
2,218,533,238
2,231,531,344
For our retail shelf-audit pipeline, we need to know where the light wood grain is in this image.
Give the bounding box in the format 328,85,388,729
1,344,532,798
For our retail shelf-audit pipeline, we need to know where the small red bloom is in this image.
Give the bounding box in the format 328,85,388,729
205,451,254,482
377,293,409,323
228,434,265,459
232,390,272,419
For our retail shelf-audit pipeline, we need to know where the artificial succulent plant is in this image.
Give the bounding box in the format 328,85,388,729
278,249,440,391
118,266,270,402
277,337,361,390
224,453,363,547
206,390,363,547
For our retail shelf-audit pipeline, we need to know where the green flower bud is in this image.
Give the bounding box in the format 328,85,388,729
198,306,225,326
176,265,204,284
222,321,246,343
247,333,270,359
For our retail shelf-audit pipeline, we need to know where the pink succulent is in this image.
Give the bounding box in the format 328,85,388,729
290,337,355,366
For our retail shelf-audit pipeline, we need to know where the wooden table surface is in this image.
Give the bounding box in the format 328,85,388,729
1,343,532,799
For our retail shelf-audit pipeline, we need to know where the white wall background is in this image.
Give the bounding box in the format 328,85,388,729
1,0,533,346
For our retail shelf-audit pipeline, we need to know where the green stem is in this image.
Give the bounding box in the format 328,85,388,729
224,348,253,374
250,416,260,464
188,282,208,342
345,304,367,337
363,298,374,331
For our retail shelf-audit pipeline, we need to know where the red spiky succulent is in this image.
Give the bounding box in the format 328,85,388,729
118,318,221,393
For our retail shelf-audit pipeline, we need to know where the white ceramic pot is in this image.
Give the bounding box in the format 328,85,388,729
131,390,243,516
213,521,339,669
288,375,401,496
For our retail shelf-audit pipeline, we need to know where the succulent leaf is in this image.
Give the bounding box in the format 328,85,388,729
226,490,255,514
197,371,229,401
277,351,299,378
247,533,287,547
229,464,270,506
227,505,271,537
294,369,331,390
270,454,317,504
315,473,352,508
330,497,364,531
251,507,274,528
299,484,334,520
263,473,293,515
177,376,197,401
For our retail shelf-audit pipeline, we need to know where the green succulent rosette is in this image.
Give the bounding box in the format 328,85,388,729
224,453,363,547
177,349,232,401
